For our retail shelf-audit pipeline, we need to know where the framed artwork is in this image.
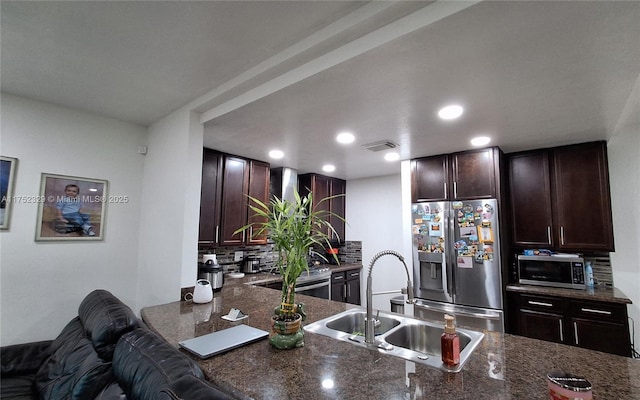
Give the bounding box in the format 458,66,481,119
35,173,108,241
0,156,18,230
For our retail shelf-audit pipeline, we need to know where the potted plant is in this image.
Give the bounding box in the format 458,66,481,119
235,190,343,349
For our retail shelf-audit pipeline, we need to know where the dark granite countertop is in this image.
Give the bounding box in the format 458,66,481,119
506,283,632,304
144,276,640,400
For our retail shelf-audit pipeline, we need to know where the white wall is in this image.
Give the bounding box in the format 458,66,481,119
346,174,408,311
136,109,203,309
607,78,640,351
0,94,147,345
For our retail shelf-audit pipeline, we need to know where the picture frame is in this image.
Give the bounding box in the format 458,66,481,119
35,173,108,241
477,223,494,244
1,156,18,230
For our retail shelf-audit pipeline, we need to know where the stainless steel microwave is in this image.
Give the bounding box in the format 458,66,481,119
517,255,586,289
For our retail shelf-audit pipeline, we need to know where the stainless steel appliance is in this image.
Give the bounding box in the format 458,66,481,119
411,199,504,331
517,254,586,289
269,266,331,300
198,262,224,291
242,256,261,274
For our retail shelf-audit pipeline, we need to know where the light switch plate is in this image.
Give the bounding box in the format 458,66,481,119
234,251,243,261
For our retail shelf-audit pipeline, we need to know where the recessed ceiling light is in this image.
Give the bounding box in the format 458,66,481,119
384,152,400,162
336,132,355,144
322,164,336,173
438,104,464,120
470,136,491,147
268,149,284,159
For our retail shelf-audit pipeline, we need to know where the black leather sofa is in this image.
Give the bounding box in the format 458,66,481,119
0,289,234,400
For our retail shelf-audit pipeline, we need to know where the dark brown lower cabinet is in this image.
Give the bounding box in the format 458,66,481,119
508,292,631,357
331,269,361,305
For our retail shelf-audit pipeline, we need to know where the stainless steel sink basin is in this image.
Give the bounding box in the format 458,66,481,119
325,311,400,336
385,322,473,355
304,308,484,372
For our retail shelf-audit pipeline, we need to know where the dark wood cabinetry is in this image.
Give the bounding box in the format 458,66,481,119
219,156,249,246
299,173,346,243
507,291,631,357
246,160,270,245
507,141,614,251
331,268,361,305
199,150,223,246
411,147,501,202
198,149,269,248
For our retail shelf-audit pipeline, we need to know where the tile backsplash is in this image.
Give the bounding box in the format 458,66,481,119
199,240,362,272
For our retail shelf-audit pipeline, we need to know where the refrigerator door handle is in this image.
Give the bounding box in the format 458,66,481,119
414,301,502,320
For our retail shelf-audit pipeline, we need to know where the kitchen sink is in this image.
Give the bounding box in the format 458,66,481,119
304,308,484,372
325,311,400,336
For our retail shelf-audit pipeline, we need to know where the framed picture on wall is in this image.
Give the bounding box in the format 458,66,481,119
1,156,18,230
35,173,108,241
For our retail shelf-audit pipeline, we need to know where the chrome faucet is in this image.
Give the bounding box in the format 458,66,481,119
365,250,415,346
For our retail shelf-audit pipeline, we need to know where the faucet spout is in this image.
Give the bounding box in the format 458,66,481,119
365,250,415,345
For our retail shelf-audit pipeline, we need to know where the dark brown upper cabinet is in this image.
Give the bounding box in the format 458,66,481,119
507,141,614,252
198,149,223,246
246,160,270,245
198,149,269,248
298,173,346,243
411,147,502,202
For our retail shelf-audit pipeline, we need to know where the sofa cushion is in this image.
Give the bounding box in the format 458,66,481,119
113,328,203,400
78,289,139,361
35,318,113,400
159,374,235,400
0,374,37,400
1,340,53,377
94,378,127,400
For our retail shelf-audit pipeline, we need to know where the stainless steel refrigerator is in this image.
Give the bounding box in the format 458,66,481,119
411,199,504,332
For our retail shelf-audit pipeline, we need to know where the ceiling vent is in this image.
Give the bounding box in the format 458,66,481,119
362,140,398,152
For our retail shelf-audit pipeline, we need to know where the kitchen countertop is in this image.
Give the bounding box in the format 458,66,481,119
506,283,632,304
143,274,640,399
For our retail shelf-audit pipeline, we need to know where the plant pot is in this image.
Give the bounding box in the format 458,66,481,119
269,313,304,349
271,313,302,335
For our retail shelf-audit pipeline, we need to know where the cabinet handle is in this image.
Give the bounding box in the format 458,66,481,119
528,300,553,307
574,322,579,345
581,308,612,315
215,226,219,243
249,226,253,241
444,182,447,199
560,226,565,245
547,226,551,245
453,182,458,199
242,230,245,242
347,284,351,298
559,320,564,342
343,286,347,300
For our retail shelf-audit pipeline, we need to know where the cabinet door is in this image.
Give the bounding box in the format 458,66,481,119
519,310,566,343
411,155,448,202
345,270,361,305
219,156,249,246
571,318,631,356
552,142,614,251
451,148,497,200
247,160,270,245
329,178,346,242
199,150,223,247
508,151,554,247
331,272,346,302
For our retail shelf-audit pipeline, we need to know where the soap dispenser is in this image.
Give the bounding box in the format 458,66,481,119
441,314,460,367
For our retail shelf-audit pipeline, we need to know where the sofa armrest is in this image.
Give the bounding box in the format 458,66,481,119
1,340,53,376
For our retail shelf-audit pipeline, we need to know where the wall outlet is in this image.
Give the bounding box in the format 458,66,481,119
234,251,243,261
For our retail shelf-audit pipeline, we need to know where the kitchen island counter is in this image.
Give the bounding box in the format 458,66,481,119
143,278,639,399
